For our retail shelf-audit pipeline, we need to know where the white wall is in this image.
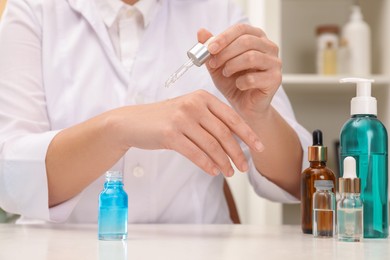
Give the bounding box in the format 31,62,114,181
233,0,265,27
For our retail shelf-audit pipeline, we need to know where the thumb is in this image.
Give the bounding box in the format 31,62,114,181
197,28,213,44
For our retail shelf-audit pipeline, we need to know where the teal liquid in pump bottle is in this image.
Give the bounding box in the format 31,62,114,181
339,78,388,238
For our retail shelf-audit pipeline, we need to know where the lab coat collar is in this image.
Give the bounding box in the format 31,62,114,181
93,0,160,29
66,0,113,50
93,0,123,28
137,0,161,28
66,0,129,83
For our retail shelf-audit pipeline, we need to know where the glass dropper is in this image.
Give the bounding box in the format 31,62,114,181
165,37,215,88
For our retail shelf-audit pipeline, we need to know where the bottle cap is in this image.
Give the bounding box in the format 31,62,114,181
308,129,327,162
316,25,340,36
350,5,363,22
339,157,361,193
314,180,334,189
187,37,215,67
105,171,123,181
340,77,376,115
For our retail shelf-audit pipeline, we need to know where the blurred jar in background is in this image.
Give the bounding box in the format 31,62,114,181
316,25,339,75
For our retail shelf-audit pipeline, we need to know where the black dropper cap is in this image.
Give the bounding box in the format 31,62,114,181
308,129,327,162
312,129,323,146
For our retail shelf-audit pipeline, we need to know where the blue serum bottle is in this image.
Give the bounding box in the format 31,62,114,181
98,171,128,240
339,78,388,238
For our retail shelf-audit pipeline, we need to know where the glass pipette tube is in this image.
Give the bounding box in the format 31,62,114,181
165,58,195,88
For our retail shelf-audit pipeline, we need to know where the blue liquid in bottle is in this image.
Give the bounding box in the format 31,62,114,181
340,114,388,238
98,171,128,240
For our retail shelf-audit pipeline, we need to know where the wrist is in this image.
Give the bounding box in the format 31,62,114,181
241,105,274,129
100,109,132,152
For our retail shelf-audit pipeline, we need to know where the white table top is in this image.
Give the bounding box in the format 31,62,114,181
0,224,389,260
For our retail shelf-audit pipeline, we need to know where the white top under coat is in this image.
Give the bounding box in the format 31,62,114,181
94,0,159,72
0,0,311,224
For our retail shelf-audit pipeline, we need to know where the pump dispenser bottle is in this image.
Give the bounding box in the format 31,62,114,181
301,130,336,234
337,156,363,242
340,77,388,238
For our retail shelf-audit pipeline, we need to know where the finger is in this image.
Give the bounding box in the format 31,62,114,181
205,93,264,152
207,24,266,54
169,133,220,177
197,111,249,174
222,50,276,77
184,121,235,177
208,34,279,70
235,70,281,91
197,28,214,44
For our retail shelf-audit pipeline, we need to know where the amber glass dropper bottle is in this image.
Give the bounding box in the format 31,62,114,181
301,129,336,234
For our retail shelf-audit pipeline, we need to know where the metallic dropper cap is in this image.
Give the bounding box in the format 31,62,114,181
187,43,210,66
308,129,327,162
339,178,361,193
187,37,215,66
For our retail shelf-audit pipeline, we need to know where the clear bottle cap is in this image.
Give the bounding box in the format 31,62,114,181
314,180,334,189
105,171,123,181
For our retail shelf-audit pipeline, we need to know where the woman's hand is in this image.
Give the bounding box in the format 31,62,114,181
198,24,282,120
109,90,264,177
195,25,303,199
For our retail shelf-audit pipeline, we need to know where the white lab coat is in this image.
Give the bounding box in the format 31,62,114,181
0,0,311,223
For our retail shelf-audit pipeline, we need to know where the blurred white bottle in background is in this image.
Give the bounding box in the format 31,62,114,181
342,5,371,76
337,38,350,75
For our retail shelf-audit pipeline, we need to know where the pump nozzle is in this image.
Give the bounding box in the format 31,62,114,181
340,77,376,115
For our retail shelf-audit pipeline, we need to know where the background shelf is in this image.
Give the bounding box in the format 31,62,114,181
283,74,390,85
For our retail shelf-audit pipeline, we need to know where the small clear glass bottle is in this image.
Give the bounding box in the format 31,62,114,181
337,157,363,242
98,171,128,240
313,180,336,238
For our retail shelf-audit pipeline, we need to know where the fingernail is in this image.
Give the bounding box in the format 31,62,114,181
208,57,217,68
208,43,219,53
222,68,229,77
212,168,220,176
227,168,235,177
255,141,264,152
